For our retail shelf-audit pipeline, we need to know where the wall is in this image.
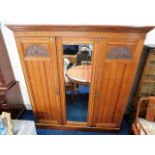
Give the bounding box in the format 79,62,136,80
1,0,155,43
0,0,155,109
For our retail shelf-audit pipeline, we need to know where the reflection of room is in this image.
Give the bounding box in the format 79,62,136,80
63,44,93,122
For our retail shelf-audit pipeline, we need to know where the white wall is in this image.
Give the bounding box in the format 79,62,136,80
0,0,155,109
0,0,155,44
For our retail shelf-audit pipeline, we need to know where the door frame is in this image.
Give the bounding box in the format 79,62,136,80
56,37,98,126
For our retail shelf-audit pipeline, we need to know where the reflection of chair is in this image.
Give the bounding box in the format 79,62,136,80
64,55,77,66
77,50,91,65
132,97,155,135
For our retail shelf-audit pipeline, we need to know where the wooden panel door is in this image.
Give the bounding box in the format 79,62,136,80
91,38,144,128
16,37,61,124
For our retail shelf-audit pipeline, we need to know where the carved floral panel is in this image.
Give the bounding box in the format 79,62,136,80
26,45,49,57
107,47,133,59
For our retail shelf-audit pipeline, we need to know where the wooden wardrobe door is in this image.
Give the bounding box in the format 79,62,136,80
91,38,144,128
16,37,62,124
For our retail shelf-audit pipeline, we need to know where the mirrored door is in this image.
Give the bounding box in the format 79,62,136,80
60,38,94,123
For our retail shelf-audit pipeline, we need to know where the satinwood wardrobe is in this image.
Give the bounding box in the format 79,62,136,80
8,25,153,131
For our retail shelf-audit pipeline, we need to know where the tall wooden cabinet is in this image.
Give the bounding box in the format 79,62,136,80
8,25,154,131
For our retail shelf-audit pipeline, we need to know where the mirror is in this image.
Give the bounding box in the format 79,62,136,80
63,43,93,122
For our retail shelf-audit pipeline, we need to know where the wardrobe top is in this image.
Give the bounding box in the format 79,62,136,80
7,25,154,33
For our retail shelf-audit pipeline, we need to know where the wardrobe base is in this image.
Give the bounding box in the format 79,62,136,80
36,123,120,132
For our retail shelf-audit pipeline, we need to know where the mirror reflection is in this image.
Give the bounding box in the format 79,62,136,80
63,43,93,122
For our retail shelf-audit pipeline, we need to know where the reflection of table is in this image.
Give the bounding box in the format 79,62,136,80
66,65,92,100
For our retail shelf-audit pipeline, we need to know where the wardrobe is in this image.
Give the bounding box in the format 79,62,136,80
8,25,154,131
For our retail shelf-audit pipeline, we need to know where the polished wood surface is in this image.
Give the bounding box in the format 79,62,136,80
8,25,154,131
67,65,92,84
36,122,120,132
7,25,154,33
91,38,145,128
16,37,62,124
67,64,92,101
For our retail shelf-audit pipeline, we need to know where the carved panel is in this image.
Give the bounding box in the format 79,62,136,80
26,45,49,57
107,47,133,59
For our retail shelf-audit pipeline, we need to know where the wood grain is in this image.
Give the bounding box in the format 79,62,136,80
11,25,152,131
16,37,62,124
7,25,154,33
92,38,144,128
